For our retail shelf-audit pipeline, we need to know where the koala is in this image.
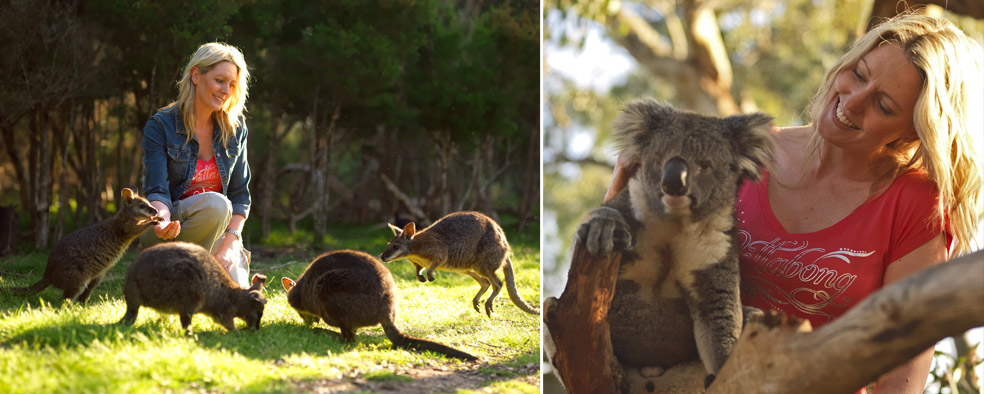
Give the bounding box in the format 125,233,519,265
577,99,774,388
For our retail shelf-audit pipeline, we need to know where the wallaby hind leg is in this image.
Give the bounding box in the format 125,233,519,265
179,312,194,335
180,294,204,335
339,326,357,342
76,275,105,304
483,273,504,317
412,263,427,282
62,282,85,302
119,303,140,325
465,272,491,314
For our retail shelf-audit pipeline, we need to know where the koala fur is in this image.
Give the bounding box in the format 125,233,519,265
577,99,774,387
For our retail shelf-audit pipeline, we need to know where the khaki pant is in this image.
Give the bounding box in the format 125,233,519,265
141,192,251,288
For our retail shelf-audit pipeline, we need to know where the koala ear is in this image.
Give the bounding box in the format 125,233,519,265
612,99,677,164
725,112,776,182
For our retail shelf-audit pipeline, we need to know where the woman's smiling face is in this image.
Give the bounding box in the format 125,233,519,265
819,41,923,153
192,61,238,114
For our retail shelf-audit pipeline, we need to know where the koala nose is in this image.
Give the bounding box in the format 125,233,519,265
661,157,689,196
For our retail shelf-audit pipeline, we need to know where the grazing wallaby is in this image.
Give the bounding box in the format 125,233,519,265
17,188,160,302
119,242,267,334
282,250,477,361
380,211,538,317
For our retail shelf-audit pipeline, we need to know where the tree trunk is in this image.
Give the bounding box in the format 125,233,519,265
1,123,31,217
952,333,981,393
605,0,738,115
519,126,539,233
34,107,53,248
545,249,984,394
257,109,291,242
542,242,625,394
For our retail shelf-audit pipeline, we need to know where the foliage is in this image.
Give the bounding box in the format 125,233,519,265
0,0,540,249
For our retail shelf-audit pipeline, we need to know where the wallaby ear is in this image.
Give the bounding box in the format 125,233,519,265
402,222,416,238
249,291,267,305
121,188,135,204
724,112,776,182
388,223,403,237
251,274,268,290
281,277,295,291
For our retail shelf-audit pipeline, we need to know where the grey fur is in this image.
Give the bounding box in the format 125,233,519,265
282,250,476,361
118,241,267,334
380,211,538,316
17,188,160,302
577,100,774,386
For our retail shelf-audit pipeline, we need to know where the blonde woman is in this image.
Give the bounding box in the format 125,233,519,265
141,42,253,288
605,14,982,393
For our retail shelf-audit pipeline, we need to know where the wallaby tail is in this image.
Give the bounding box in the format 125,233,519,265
381,321,477,361
13,278,50,296
503,257,539,315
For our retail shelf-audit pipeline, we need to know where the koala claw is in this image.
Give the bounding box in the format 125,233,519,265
576,209,632,256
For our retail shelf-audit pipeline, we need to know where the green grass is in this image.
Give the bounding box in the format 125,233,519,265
0,223,541,393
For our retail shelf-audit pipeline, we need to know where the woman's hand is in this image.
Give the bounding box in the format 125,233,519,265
150,201,181,240
213,234,241,273
604,153,640,202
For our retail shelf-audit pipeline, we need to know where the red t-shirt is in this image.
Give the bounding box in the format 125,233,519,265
179,157,223,199
737,169,947,328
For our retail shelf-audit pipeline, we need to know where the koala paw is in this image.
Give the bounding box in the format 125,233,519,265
576,207,633,256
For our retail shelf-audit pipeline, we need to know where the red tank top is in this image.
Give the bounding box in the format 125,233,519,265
737,169,947,327
180,157,222,199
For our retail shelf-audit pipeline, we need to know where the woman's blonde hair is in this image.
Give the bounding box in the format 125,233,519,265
805,13,984,256
167,42,250,149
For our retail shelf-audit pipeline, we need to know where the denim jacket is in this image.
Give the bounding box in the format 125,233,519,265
142,105,251,218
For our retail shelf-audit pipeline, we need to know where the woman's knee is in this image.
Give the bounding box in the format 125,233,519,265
189,192,233,222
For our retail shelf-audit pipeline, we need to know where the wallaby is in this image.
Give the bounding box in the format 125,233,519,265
17,188,160,302
380,211,538,317
119,241,267,334
282,250,477,361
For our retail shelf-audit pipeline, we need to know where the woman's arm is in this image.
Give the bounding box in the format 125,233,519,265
142,115,181,240
873,233,947,393
225,120,252,218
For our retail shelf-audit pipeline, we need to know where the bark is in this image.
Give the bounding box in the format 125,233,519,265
544,249,984,394
542,242,625,394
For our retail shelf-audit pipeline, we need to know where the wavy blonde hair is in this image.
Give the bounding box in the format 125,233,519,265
804,13,984,256
165,42,250,149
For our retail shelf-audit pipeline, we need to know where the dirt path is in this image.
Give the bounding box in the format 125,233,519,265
293,361,541,393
